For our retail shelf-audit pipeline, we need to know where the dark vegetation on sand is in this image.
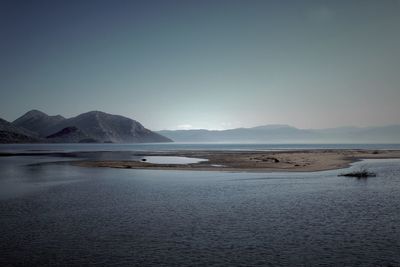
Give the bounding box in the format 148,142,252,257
339,167,377,178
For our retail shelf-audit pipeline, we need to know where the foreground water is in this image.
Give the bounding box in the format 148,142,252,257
1,154,400,266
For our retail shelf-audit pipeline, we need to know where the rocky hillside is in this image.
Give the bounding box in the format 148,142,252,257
45,111,172,143
10,110,172,143
13,110,65,136
46,126,98,143
0,118,39,143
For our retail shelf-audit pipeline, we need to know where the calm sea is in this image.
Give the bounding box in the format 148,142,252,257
1,144,400,266
1,142,400,153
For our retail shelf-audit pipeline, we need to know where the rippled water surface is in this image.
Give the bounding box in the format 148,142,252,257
1,155,400,266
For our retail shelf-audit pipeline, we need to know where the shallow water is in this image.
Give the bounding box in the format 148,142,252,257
140,156,208,164
1,155,400,266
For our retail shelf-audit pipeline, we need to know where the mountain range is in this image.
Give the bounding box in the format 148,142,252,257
2,110,400,144
158,124,400,143
0,110,172,143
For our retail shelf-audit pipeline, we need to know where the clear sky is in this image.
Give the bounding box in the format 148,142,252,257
1,0,399,130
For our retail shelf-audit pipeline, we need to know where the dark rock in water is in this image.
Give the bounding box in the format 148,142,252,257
13,109,65,137
0,118,40,143
46,126,98,143
141,158,147,162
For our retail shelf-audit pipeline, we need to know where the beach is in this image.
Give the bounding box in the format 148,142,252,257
75,149,400,172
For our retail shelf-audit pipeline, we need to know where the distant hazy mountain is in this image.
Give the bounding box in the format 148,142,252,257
13,109,65,136
46,126,98,143
158,125,316,142
0,118,39,143
311,125,400,143
158,124,400,143
44,111,172,143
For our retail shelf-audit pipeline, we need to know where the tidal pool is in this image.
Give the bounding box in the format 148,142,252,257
139,155,208,164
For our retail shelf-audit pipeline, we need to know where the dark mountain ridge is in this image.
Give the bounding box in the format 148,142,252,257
13,109,65,136
45,111,172,143
9,110,172,143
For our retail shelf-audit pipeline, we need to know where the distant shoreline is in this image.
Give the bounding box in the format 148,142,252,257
73,149,400,172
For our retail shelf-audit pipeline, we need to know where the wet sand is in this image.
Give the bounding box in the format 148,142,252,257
75,149,400,172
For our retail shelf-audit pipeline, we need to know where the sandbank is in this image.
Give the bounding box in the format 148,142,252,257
74,149,400,172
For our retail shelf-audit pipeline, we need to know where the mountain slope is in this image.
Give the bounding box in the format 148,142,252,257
13,109,65,136
0,118,40,143
46,126,98,143
47,111,172,143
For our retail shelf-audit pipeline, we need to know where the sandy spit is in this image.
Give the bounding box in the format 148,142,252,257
74,149,400,172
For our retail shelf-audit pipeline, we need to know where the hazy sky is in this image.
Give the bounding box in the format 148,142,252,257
1,0,399,130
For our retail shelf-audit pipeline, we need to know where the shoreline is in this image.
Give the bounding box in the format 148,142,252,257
71,149,400,172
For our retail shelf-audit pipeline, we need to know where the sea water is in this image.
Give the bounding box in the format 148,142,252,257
1,150,400,266
1,142,400,153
